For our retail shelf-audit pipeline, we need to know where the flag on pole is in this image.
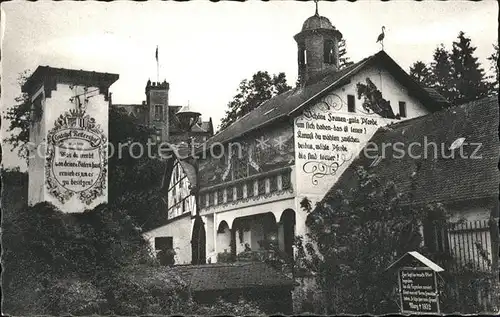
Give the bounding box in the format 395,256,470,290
155,46,158,62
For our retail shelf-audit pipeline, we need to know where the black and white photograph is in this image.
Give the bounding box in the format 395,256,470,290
1,0,499,315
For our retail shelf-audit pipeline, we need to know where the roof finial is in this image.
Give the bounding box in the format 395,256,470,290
314,0,319,16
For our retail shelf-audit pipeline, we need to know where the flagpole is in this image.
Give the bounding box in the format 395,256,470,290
156,45,159,82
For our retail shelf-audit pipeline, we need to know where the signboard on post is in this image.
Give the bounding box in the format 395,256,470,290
386,251,444,316
398,267,440,314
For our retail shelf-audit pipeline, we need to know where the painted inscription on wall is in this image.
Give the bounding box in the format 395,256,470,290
294,92,395,196
46,108,107,205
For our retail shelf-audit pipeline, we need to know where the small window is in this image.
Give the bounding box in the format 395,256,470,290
299,47,305,66
154,105,163,120
324,40,335,64
155,236,173,250
399,101,407,118
347,95,355,112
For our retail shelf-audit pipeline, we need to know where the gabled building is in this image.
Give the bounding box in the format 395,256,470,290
143,9,450,265
314,95,499,272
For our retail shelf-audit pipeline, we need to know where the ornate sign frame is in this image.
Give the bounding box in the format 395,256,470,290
46,108,107,205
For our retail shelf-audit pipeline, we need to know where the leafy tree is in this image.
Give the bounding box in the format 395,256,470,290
450,31,489,103
338,38,354,69
218,71,291,131
1,195,264,316
106,106,167,231
409,61,433,87
3,70,32,159
294,166,447,314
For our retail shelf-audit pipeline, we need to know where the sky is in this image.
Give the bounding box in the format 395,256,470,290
1,0,498,169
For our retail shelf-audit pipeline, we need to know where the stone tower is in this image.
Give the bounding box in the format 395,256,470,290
294,8,343,86
145,79,170,141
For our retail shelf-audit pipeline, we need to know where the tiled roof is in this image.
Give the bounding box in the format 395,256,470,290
202,51,448,151
179,160,197,186
319,95,499,207
170,262,295,292
120,265,186,290
423,87,449,105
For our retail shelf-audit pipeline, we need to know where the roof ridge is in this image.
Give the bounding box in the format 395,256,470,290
380,95,495,132
212,87,297,138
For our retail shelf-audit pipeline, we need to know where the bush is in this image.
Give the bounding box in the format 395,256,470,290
295,167,433,314
2,198,265,316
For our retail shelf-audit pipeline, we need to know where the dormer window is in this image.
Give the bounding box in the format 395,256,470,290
324,40,335,64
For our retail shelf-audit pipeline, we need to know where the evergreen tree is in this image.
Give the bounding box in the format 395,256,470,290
486,44,499,94
338,39,354,69
430,44,455,102
450,31,489,103
409,61,433,87
218,71,291,131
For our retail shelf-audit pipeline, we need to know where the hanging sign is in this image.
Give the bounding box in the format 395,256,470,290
398,267,440,314
46,108,107,205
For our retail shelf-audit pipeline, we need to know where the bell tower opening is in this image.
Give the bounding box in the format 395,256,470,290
324,39,336,64
294,7,343,87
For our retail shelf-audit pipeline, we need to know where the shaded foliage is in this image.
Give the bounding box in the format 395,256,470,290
107,106,167,231
409,60,434,87
450,31,490,103
1,171,264,316
486,43,499,93
294,167,448,314
218,71,291,131
3,70,32,159
409,32,495,105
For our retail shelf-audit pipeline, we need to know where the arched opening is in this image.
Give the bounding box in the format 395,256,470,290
262,213,279,249
216,221,231,261
324,39,335,64
191,216,206,265
280,209,296,260
230,212,278,259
